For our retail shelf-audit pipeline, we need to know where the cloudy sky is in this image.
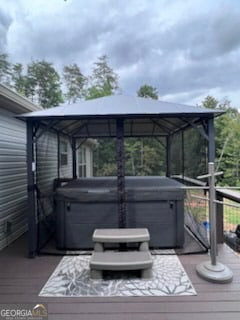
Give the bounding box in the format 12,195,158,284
1,0,240,107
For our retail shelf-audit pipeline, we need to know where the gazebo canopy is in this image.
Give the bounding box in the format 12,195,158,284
20,95,223,138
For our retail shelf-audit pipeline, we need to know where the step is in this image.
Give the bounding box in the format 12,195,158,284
92,228,150,243
90,251,153,271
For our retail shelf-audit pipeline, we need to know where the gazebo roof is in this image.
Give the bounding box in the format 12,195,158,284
20,95,224,138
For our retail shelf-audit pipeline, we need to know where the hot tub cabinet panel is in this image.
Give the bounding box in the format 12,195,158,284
127,201,178,248
55,176,185,249
56,200,118,249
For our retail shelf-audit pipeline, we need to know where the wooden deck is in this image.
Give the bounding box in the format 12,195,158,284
0,234,240,320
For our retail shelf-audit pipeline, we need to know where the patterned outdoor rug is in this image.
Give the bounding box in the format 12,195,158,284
39,254,196,297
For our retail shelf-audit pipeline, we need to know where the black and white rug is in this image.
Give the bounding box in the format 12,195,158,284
39,254,196,297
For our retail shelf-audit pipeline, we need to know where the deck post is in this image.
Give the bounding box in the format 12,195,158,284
116,118,126,228
26,120,37,258
216,192,224,243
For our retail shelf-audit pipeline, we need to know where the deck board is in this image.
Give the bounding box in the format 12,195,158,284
0,233,239,319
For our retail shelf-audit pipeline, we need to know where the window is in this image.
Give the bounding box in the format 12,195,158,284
60,140,68,166
78,147,87,177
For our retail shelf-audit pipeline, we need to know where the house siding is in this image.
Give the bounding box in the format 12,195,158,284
0,85,94,251
0,115,74,251
0,110,28,250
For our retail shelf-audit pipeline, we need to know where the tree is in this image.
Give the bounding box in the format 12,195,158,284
63,63,86,103
11,63,26,94
202,95,240,186
201,95,218,109
85,55,118,99
25,60,63,108
123,84,164,176
124,137,166,176
137,84,158,100
88,56,119,175
0,53,11,85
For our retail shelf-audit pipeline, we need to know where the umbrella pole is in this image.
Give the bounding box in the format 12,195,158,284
196,162,233,283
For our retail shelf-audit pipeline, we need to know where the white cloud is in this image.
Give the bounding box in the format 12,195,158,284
1,0,240,108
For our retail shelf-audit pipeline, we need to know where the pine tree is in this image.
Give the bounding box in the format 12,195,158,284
86,55,118,99
11,63,26,94
63,63,86,103
0,53,11,85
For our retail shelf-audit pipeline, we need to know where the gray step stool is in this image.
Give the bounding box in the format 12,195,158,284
90,251,153,279
92,228,150,251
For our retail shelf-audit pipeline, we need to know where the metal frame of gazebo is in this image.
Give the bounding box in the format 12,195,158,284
19,95,223,258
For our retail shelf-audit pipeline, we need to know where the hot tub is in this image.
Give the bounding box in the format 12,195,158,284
55,176,185,249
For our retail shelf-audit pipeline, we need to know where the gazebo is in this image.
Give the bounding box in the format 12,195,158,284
20,95,223,258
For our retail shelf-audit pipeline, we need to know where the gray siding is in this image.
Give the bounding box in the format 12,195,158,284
0,110,27,250
0,113,73,251
0,108,92,251
37,132,58,193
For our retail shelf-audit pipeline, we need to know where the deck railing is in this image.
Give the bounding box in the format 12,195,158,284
216,188,240,242
185,187,240,243
174,175,240,246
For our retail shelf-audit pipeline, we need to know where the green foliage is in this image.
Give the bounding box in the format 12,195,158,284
0,53,11,85
87,55,119,175
223,200,240,230
183,129,207,178
11,63,26,94
85,84,112,100
202,95,219,109
25,60,63,108
85,55,118,99
137,84,158,100
202,96,240,186
171,96,240,183
63,63,86,103
124,138,166,176
90,66,166,177
93,138,117,176
215,112,240,186
120,84,164,176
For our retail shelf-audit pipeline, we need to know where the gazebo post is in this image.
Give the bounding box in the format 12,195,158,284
181,130,185,179
26,120,37,258
57,132,60,178
207,117,215,164
166,136,171,177
116,118,126,228
72,137,77,179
